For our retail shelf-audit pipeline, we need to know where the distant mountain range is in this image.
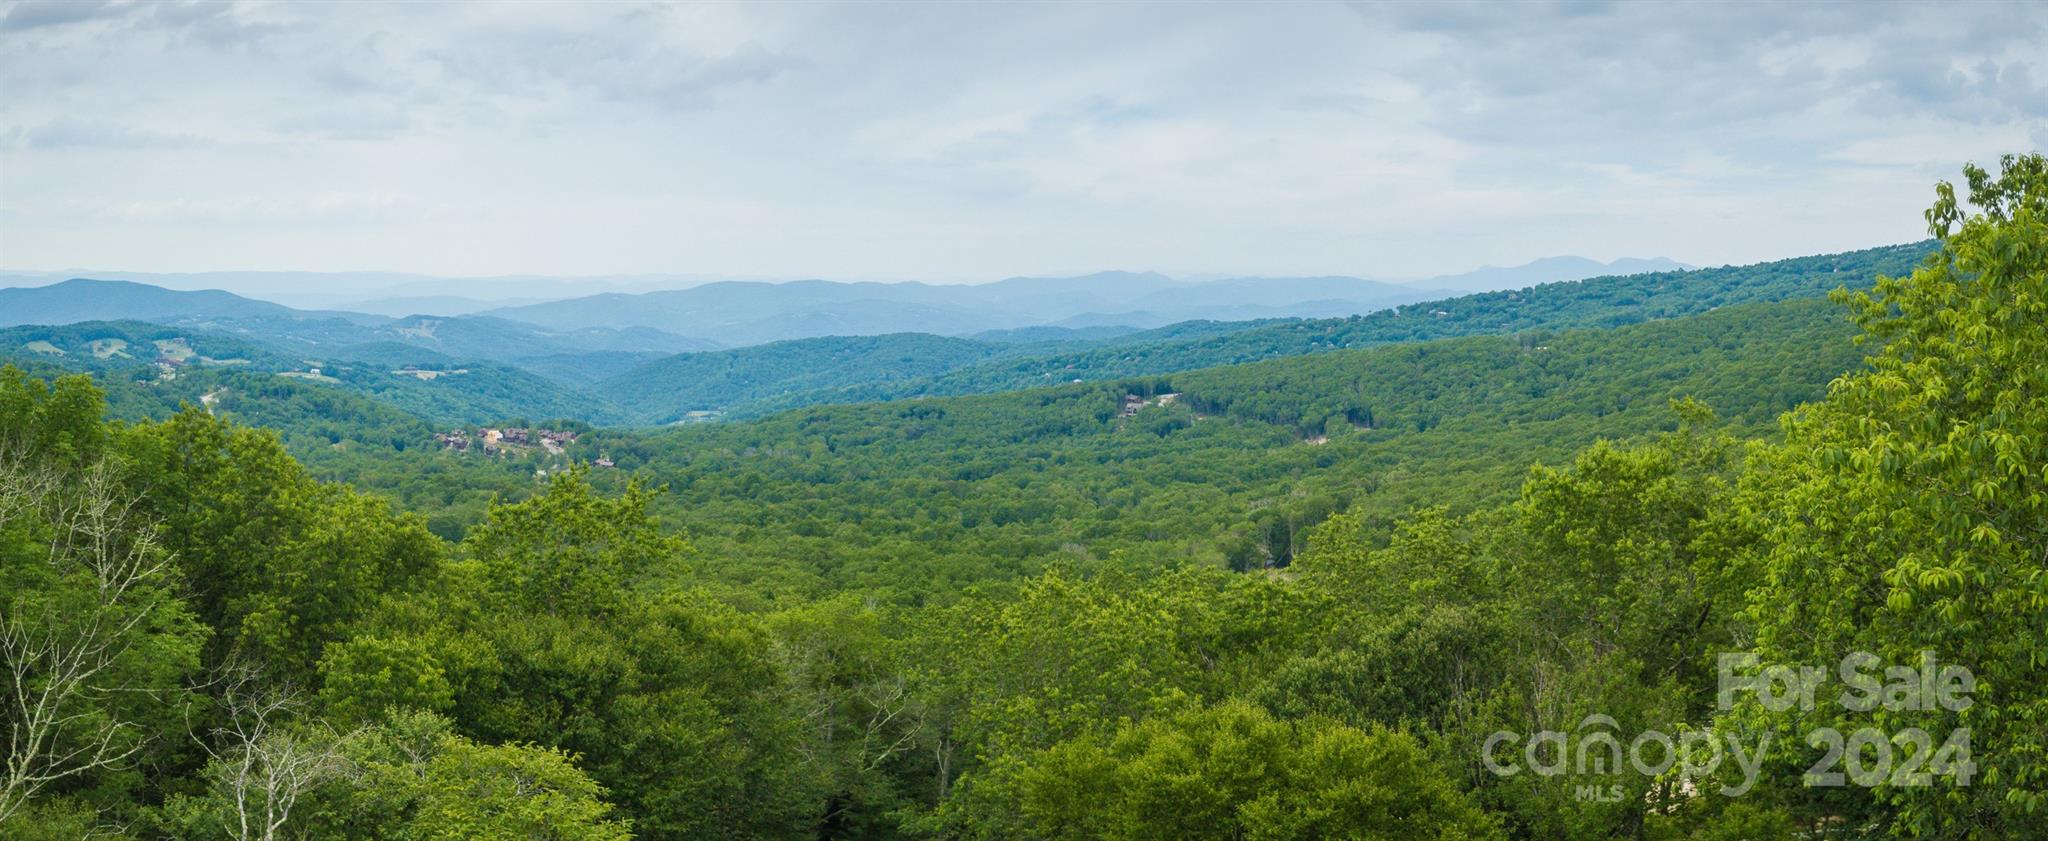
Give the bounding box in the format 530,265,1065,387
0,278,313,325
1,271,1443,350
0,270,1449,349
444,255,1705,361
656,243,1919,420
473,272,1445,345
339,295,552,318
0,279,716,365
0,243,1930,427
0,270,719,311
0,254,1693,341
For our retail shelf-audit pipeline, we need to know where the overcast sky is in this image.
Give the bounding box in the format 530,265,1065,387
1,0,2043,283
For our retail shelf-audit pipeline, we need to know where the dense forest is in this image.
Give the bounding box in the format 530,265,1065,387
596,319,1280,424
32,295,1865,598
1,157,2043,840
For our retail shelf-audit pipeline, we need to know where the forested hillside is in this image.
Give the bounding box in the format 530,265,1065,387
3,160,2041,841
0,320,631,427
582,297,1863,600
726,241,1932,415
596,319,1289,422
600,333,1010,423
6,291,1883,595
0,286,717,386
1,310,1266,427
578,244,1929,423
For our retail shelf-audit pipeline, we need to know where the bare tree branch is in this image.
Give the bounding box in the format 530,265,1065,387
0,457,186,825
199,666,359,841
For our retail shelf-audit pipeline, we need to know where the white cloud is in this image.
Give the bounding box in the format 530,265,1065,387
0,0,2040,281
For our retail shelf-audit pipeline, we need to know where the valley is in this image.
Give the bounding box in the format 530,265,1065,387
0,246,1900,605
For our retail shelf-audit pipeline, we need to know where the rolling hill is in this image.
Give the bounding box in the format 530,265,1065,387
598,333,1009,423
592,318,1291,422
0,278,719,383
0,320,630,426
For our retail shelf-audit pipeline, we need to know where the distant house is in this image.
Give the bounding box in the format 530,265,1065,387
1119,393,1180,418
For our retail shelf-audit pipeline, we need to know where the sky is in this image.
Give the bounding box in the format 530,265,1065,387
1,0,2044,284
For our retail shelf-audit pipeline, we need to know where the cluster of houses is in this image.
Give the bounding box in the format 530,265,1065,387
434,426,576,454
432,426,618,469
